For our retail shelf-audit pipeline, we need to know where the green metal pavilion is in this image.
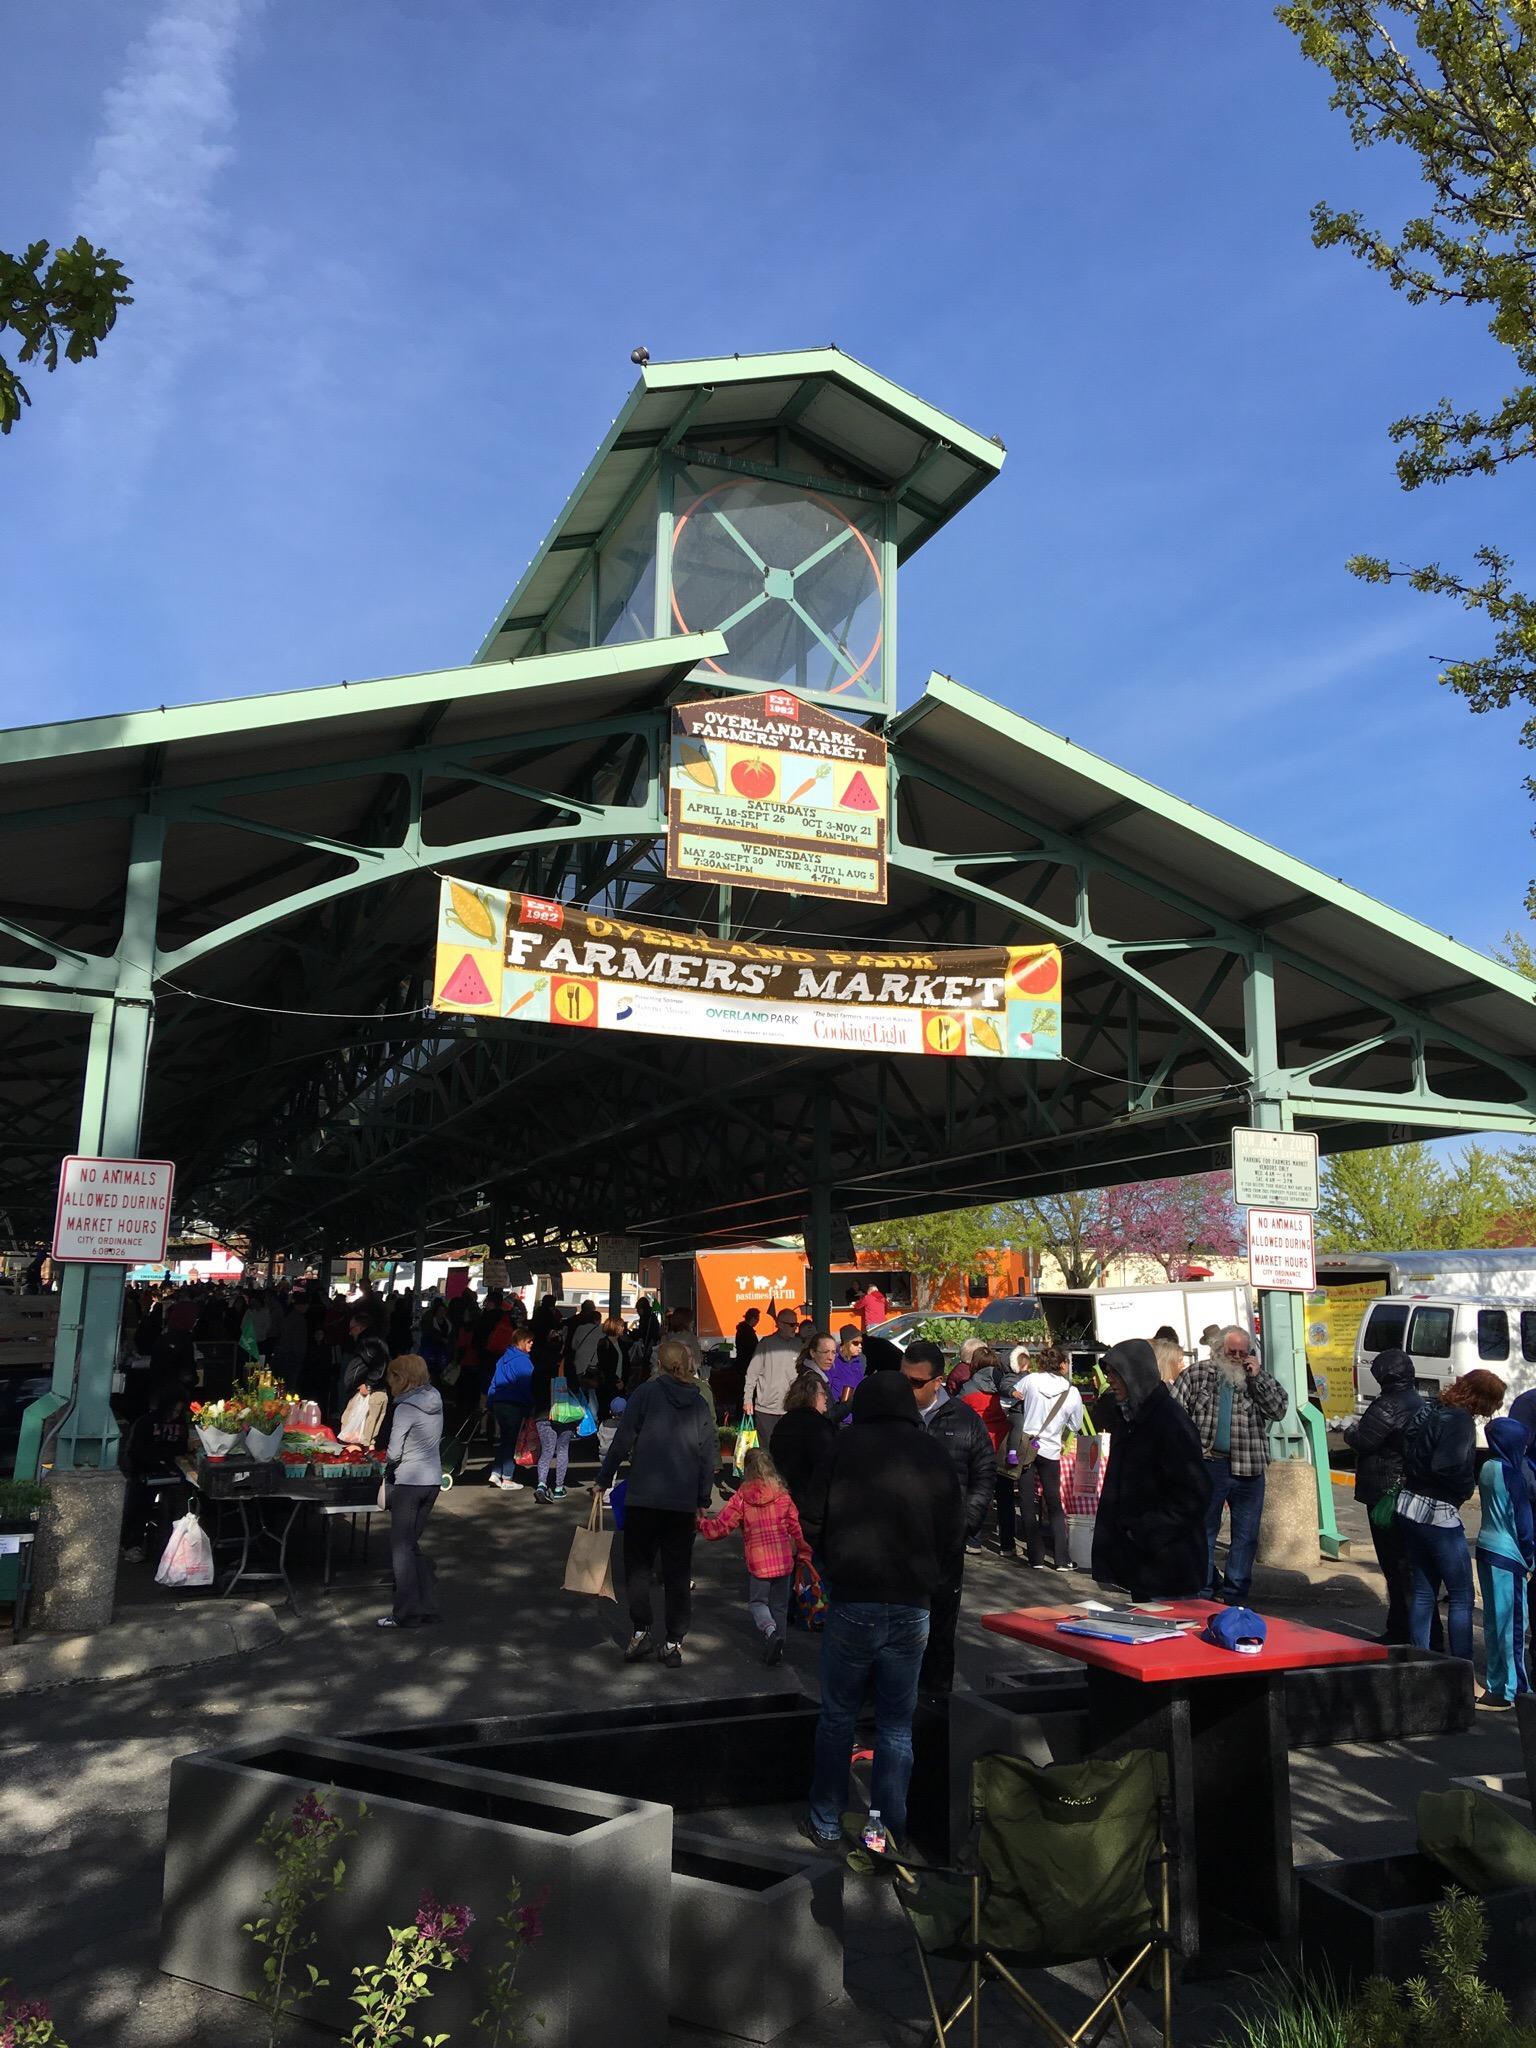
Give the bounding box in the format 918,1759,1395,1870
4,347,1536,1503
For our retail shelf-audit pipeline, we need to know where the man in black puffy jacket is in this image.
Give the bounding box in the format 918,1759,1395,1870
1339,1347,1424,1643
899,1341,997,1696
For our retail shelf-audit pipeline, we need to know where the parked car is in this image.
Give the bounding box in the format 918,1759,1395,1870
1355,1293,1536,1437
977,1295,1044,1325
866,1312,979,1355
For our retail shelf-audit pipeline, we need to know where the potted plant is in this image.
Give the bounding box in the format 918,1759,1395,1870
190,1398,244,1458
0,1478,50,1533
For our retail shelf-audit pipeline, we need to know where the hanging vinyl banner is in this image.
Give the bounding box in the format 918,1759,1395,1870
432,878,1062,1061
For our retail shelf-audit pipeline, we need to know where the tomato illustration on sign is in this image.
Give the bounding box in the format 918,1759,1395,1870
840,769,879,811
731,756,776,801
922,1011,966,1056
1008,950,1060,999
439,953,493,1007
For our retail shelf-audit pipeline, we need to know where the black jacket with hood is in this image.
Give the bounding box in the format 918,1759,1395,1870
595,1369,716,1513
1343,1348,1424,1507
1091,1339,1212,1601
921,1393,998,1538
802,1372,964,1610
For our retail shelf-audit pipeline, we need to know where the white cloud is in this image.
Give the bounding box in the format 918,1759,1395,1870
64,0,260,504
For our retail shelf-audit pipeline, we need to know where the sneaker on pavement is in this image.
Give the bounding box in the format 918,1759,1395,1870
624,1631,654,1662
535,1485,551,1504
763,1632,785,1667
551,1486,567,1499
660,1641,684,1669
487,1473,507,1489
797,1815,842,1853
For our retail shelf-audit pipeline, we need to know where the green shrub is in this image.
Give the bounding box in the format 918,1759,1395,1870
0,1477,50,1522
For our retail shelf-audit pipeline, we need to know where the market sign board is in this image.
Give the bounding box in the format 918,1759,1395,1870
1247,1207,1316,1293
432,879,1063,1060
52,1154,175,1265
1231,1126,1319,1212
666,690,887,904
596,1235,642,1273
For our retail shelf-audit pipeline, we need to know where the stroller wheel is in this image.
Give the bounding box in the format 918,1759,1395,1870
439,1473,454,1491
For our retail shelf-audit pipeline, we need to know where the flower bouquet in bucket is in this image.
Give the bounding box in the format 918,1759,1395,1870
190,1398,243,1458
240,1392,290,1462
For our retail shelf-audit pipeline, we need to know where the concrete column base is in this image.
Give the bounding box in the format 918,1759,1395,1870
1256,1456,1318,1574
31,1467,125,1633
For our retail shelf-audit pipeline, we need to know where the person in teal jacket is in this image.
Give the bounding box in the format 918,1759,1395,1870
1476,1415,1534,1709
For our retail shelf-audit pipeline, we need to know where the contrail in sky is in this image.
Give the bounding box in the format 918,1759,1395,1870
67,0,261,500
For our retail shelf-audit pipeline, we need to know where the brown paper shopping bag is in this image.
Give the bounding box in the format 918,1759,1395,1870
563,1492,616,1600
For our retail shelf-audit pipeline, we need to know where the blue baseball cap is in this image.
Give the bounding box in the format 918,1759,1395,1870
1203,1606,1267,1654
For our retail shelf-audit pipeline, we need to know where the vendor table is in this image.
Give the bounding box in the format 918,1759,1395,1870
981,1601,1388,1968
179,1458,379,1611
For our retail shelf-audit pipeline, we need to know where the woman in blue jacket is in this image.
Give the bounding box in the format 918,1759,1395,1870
1476,1415,1534,1708
486,1325,535,1491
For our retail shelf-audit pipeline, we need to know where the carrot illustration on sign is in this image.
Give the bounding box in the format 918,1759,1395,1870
505,977,549,1017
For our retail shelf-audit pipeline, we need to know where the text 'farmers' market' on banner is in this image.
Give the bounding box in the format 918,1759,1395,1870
431,882,1063,1060
666,690,888,904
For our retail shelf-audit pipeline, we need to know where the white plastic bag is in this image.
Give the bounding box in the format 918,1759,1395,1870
155,1507,214,1589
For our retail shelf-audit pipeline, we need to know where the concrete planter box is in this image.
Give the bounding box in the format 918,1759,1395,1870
352,1688,804,1753
1298,1852,1536,2020
356,1695,824,1816
950,1688,1088,1856
160,1734,670,2047
669,1830,842,2042
1452,1772,1534,1822
1284,1645,1473,1744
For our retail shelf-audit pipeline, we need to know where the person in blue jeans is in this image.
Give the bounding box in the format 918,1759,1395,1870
801,1372,964,1849
1173,1326,1288,1603
486,1325,535,1489
1396,1369,1507,1665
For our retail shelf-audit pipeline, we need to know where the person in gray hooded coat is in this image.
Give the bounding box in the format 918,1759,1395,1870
1091,1339,1211,1601
595,1337,717,1668
379,1353,444,1629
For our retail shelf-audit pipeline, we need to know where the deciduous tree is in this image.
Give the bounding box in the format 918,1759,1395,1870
851,1210,1007,1309
1280,3,1536,897
1316,1139,1513,1248
1085,1174,1245,1279
1,237,132,434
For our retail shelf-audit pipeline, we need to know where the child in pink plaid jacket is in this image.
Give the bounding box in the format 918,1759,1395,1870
698,1447,812,1665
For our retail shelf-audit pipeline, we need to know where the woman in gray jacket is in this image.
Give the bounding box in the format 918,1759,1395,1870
378,1353,443,1629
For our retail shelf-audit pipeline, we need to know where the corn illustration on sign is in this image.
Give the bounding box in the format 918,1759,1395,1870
432,878,1062,1061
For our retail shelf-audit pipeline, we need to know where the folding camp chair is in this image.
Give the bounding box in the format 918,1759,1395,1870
889,1748,1175,2048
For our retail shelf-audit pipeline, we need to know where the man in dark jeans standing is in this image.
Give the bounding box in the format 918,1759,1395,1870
801,1372,963,1849
1174,1323,1288,1604
900,1340,996,1697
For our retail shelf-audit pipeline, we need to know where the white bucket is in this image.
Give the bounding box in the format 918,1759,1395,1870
1067,1514,1096,1571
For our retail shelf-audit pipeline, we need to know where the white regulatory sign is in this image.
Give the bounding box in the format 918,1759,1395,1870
1231,1126,1319,1211
52,1155,175,1265
1247,1207,1316,1293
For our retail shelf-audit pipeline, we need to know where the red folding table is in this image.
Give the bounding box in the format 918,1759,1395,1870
981,1601,1388,1967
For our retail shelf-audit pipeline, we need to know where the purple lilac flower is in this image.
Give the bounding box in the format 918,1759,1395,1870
416,1889,475,1960
515,1884,550,1944
289,1790,336,1840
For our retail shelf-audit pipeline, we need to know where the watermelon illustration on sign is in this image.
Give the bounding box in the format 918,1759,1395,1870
840,770,879,811
1008,951,1060,998
440,953,493,1007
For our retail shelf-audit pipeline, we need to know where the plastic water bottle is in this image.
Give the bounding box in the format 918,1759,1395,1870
861,1809,887,1855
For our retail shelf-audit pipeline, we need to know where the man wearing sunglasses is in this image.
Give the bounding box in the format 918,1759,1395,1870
1172,1323,1288,1605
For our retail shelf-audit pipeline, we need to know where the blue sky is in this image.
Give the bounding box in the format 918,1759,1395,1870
4,0,1531,959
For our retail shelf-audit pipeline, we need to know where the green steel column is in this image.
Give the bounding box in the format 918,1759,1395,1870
52,814,164,1470
809,1090,832,1331
1244,948,1342,1558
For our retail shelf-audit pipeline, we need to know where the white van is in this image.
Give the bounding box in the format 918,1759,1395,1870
1354,1295,1536,1426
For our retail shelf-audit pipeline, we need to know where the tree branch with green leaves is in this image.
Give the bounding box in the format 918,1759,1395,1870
1280,1,1536,897
1,237,133,435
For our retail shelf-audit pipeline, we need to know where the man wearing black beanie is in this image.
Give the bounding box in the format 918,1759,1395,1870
800,1370,964,1850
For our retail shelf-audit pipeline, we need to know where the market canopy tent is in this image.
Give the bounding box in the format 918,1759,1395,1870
3,347,1536,1477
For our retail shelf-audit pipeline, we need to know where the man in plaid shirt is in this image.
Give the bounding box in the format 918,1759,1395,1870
1173,1325,1288,1604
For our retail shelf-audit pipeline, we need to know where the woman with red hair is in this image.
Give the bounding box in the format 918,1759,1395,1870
1397,1368,1507,1663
